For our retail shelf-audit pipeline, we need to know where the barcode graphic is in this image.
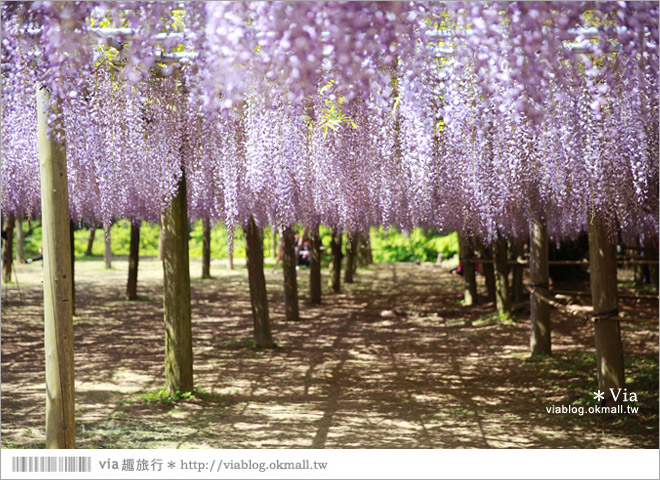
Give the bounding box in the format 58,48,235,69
11,456,92,473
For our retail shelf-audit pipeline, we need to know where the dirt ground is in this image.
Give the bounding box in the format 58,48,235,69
1,257,658,449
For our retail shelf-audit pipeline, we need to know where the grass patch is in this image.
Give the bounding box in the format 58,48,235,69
525,352,659,428
140,388,194,405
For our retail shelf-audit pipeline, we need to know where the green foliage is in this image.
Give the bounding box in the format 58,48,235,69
20,220,42,259
369,227,458,263
18,219,457,264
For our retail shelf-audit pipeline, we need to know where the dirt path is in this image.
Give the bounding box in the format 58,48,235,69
1,259,657,448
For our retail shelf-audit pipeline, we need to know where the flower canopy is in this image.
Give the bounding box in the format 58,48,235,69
1,1,658,243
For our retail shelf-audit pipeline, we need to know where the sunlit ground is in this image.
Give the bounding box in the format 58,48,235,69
1,257,657,448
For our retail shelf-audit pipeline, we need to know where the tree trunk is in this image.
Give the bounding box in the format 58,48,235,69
38,85,75,448
161,173,194,395
366,232,373,264
2,213,14,283
643,238,659,293
356,232,369,268
344,233,357,284
158,227,163,260
226,246,234,270
103,224,112,269
85,225,95,256
282,226,300,321
202,218,211,279
529,216,551,356
458,233,478,306
511,238,525,304
633,238,644,283
69,220,75,316
272,229,278,259
126,220,140,300
310,224,322,304
15,214,24,263
245,216,274,348
328,228,342,293
493,235,511,315
588,216,624,405
477,239,496,302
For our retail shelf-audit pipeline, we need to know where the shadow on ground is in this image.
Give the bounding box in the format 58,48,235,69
1,258,658,448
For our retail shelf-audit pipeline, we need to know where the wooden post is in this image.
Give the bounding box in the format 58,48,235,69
84,225,95,256
245,216,274,348
310,224,322,304
226,246,234,270
69,220,75,316
126,220,140,300
355,232,369,268
103,223,112,269
282,226,300,321
588,216,624,404
344,233,357,284
365,232,373,265
272,229,278,259
458,233,478,306
157,227,163,260
15,214,25,263
38,85,75,448
493,235,511,314
643,238,659,293
161,173,193,395
201,218,211,279
477,239,496,302
2,213,14,283
328,228,342,293
511,239,525,304
529,216,551,356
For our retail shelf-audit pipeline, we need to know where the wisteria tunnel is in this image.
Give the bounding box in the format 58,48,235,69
0,1,658,451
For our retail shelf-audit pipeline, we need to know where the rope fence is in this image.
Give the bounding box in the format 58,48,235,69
551,289,659,301
463,258,659,266
526,286,659,324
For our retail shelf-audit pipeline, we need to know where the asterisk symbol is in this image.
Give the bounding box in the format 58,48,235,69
167,461,176,470
593,390,605,402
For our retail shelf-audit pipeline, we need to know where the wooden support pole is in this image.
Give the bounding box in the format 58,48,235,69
477,238,496,302
344,233,357,284
643,237,659,293
282,226,300,321
157,227,163,260
529,216,551,356
201,218,211,279
15,214,24,263
84,225,95,256
126,220,140,300
103,223,112,269
458,233,478,306
161,172,193,395
511,238,525,304
588,216,624,404
245,216,274,348
493,234,511,314
69,220,75,316
309,224,322,304
2,213,14,283
226,233,234,270
328,228,342,293
364,231,373,265
272,229,279,259
38,85,75,448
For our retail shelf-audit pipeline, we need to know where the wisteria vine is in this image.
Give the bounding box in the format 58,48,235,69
1,1,657,246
